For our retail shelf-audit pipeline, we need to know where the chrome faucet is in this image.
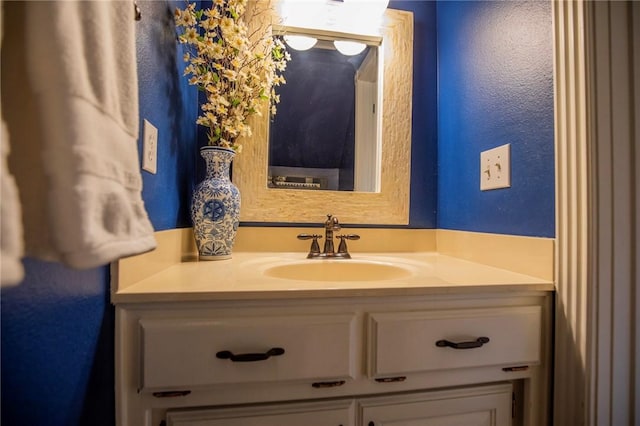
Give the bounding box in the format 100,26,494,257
298,214,360,259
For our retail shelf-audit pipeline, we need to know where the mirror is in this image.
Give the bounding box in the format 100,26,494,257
234,3,413,224
268,32,382,192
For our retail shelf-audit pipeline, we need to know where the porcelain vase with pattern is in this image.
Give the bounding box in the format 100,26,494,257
191,147,240,260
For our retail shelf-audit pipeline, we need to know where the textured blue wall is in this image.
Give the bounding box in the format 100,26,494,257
138,2,199,230
1,261,112,425
0,2,197,425
436,0,555,237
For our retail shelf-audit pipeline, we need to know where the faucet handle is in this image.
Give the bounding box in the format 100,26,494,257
297,233,322,240
336,234,360,257
297,233,322,257
340,234,360,241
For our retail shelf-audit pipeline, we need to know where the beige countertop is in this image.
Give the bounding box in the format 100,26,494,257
112,250,553,303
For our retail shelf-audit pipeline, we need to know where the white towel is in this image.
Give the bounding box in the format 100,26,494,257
1,119,25,287
2,0,156,273
1,2,25,287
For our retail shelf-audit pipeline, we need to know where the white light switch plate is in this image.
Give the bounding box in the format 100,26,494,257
142,119,158,174
480,143,511,191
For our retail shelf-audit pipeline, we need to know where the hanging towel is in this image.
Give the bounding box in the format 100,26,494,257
2,0,156,272
1,120,25,287
1,109,25,288
1,2,25,287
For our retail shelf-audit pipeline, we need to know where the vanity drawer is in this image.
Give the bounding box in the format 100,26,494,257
139,314,355,391
369,306,541,376
166,399,355,426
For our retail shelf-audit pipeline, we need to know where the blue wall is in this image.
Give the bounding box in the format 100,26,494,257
1,261,112,425
0,2,197,425
138,2,199,229
436,0,555,237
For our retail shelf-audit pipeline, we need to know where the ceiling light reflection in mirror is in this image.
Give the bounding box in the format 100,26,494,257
333,40,367,55
283,35,318,51
284,35,367,57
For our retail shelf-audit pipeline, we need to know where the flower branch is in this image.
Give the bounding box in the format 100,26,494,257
175,0,290,153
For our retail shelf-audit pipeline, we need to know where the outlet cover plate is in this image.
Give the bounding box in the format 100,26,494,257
480,143,511,191
142,119,158,174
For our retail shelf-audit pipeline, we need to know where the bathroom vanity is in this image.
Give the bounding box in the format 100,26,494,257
112,228,554,426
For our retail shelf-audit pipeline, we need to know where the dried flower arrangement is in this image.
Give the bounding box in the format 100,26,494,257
175,0,290,153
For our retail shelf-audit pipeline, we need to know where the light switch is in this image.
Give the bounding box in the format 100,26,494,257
142,119,158,174
480,143,511,191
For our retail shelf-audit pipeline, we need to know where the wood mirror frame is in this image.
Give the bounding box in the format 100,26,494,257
234,7,413,225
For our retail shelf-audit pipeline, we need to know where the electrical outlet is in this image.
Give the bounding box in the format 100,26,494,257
142,119,158,174
480,143,511,191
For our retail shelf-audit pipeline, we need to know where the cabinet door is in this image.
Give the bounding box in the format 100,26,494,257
166,399,355,426
360,383,512,426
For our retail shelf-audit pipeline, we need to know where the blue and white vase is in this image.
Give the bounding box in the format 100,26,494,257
191,146,240,260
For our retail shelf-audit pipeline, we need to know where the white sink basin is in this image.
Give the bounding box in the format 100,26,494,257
263,260,413,282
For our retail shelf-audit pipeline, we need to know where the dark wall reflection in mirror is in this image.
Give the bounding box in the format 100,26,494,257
268,40,374,191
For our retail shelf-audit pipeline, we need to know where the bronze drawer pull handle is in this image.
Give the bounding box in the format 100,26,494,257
375,376,407,383
435,336,490,349
502,365,529,372
152,390,191,398
311,380,346,388
216,347,285,362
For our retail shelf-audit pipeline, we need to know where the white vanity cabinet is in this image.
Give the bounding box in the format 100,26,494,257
115,290,552,426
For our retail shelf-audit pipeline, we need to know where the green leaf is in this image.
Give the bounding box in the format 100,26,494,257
272,47,284,60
